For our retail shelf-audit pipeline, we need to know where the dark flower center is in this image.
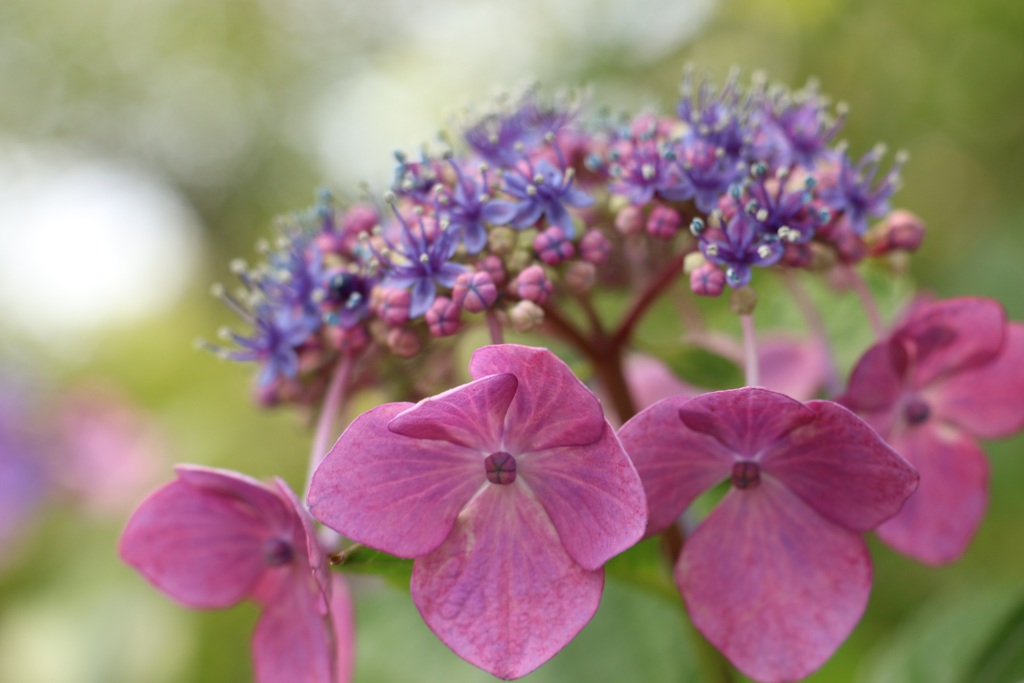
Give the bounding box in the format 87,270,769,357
731,460,761,490
905,399,931,425
484,451,517,485
263,537,294,566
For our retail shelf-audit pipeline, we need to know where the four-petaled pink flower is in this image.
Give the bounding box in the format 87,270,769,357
308,344,648,680
618,387,917,683
119,465,353,683
841,296,1024,564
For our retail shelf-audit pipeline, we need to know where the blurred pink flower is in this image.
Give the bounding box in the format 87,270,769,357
619,387,917,682
120,465,352,683
841,297,1024,563
309,344,647,679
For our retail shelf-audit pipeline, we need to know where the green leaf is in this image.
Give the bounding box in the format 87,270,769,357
331,545,413,589
603,537,681,603
664,346,743,390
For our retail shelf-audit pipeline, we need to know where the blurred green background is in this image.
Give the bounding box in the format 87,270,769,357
2,0,1023,681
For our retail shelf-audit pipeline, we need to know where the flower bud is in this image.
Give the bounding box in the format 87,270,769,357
514,265,553,304
509,300,545,332
377,287,411,326
690,263,725,297
425,297,461,337
646,204,681,239
579,229,611,265
386,327,421,358
615,205,644,235
533,226,575,265
488,227,517,255
868,209,926,255
477,255,507,287
564,261,596,294
452,271,498,313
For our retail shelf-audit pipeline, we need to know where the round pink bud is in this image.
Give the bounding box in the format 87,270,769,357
377,287,411,326
514,265,553,304
533,226,575,266
646,204,681,239
386,327,421,358
484,451,517,485
509,300,544,333
564,261,596,294
781,243,813,268
425,296,461,337
452,271,498,313
690,262,725,297
615,205,644,236
579,229,611,265
326,325,370,353
869,209,926,255
477,255,507,287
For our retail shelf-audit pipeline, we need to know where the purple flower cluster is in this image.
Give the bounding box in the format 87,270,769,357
119,70,1024,683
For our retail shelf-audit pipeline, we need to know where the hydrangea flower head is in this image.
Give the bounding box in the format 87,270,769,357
308,344,647,679
841,297,1024,563
119,466,353,683
618,387,917,682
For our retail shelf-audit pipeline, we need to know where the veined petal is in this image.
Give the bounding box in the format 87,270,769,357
930,323,1024,439
519,424,647,570
411,485,603,680
898,297,1006,388
761,400,918,532
841,339,907,418
678,477,871,683
618,396,733,535
308,403,484,559
119,471,277,609
877,424,988,565
469,345,604,452
389,373,517,451
677,387,815,457
252,579,336,683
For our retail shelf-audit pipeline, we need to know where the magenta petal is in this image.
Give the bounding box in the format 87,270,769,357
274,478,332,608
308,403,484,558
678,387,815,457
618,396,733,535
899,297,1005,387
469,345,604,452
519,423,647,570
762,400,918,532
841,339,907,416
330,575,355,683
252,581,335,683
388,373,517,451
622,354,700,411
411,485,603,680
930,323,1024,439
757,336,827,402
877,424,988,564
679,478,871,683
119,471,280,608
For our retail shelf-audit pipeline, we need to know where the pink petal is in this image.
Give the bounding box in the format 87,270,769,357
176,465,293,529
274,478,332,609
252,579,336,683
330,575,355,683
411,485,603,680
617,396,733,535
519,423,647,570
929,323,1024,439
678,387,815,457
308,403,484,558
119,469,283,608
877,424,988,564
758,336,826,402
622,354,700,411
898,297,1005,387
388,373,517,451
469,345,604,452
841,339,907,417
761,400,918,532
679,477,871,683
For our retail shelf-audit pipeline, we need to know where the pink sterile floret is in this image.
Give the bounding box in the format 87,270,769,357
841,296,1024,564
308,344,648,680
618,387,917,683
119,465,352,683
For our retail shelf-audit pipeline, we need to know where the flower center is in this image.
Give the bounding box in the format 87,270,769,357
904,399,930,425
263,537,294,566
484,451,517,485
731,460,760,490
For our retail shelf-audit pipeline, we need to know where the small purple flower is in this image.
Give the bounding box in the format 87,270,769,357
820,148,905,236
699,212,784,288
674,136,745,213
376,202,468,318
214,300,313,388
758,84,846,167
676,68,751,161
841,297,1024,564
319,270,372,330
308,345,647,679
490,159,593,238
439,160,518,254
607,126,691,206
618,388,917,682
120,466,353,683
